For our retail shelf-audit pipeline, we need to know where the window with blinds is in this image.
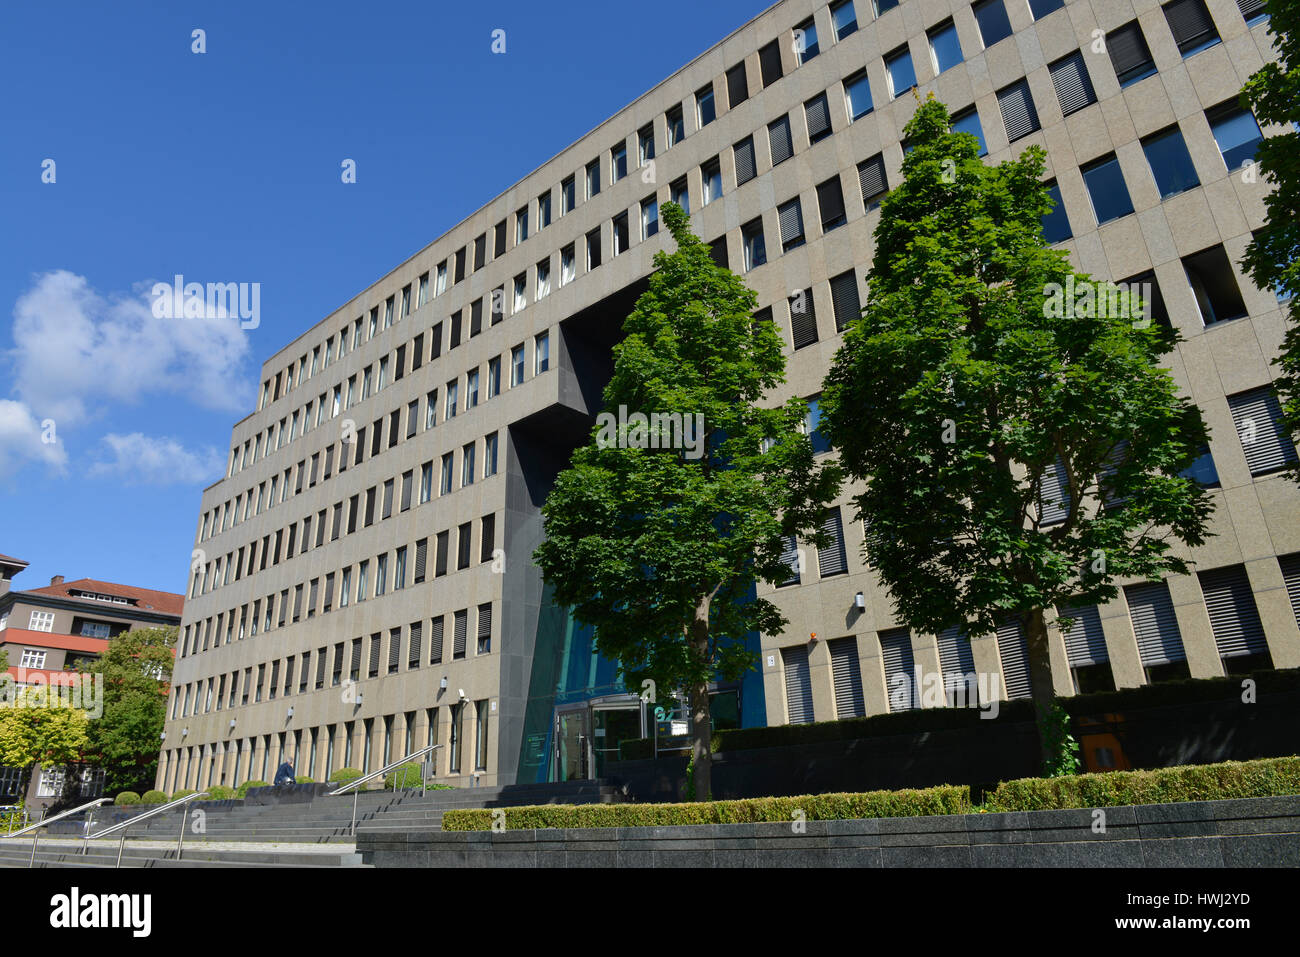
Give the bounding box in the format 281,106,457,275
1038,457,1070,525
829,638,866,719
997,80,1040,142
805,93,832,144
781,646,814,724
830,270,861,331
414,538,427,583
779,534,801,586
388,628,402,674
409,621,423,668
1106,22,1157,88
818,508,849,577
880,628,917,712
789,287,818,349
1048,52,1096,117
494,220,506,257
1163,0,1220,56
816,176,846,231
1058,603,1109,668
1125,581,1187,674
734,136,757,185
937,626,978,706
995,619,1032,700
769,115,794,166
369,633,381,678
1199,565,1270,667
481,514,496,563
435,530,449,577
759,40,783,87
1238,0,1267,24
857,153,888,210
477,602,492,654
429,615,445,665
350,638,362,681
778,199,805,253
1228,387,1298,476
315,649,327,688
453,609,468,660
727,62,749,107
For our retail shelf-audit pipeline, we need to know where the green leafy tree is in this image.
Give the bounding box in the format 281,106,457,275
0,690,90,795
83,625,176,794
1242,1,1300,479
821,97,1214,770
535,203,840,799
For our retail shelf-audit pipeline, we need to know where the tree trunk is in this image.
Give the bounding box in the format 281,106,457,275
1021,606,1059,772
688,598,713,802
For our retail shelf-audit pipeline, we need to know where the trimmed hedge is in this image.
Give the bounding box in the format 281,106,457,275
170,789,196,800
615,668,1300,758
985,756,1300,812
140,790,168,805
384,763,426,790
442,785,970,831
114,791,141,806
236,780,269,799
295,775,314,784
328,767,363,786
204,785,236,801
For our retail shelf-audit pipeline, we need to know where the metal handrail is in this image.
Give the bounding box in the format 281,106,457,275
87,791,210,868
327,744,442,836
1,797,113,868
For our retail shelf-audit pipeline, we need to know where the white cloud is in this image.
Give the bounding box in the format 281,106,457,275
0,399,68,480
10,269,254,425
88,432,225,486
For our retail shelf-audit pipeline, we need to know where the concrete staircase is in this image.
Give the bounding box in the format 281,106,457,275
0,778,622,866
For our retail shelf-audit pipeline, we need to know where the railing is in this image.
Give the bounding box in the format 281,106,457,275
328,744,442,836
1,804,29,835
1,797,113,867
86,791,211,868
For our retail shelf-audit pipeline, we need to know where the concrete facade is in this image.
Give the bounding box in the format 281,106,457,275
158,0,1300,793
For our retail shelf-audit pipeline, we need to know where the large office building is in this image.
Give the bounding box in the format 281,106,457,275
158,0,1300,793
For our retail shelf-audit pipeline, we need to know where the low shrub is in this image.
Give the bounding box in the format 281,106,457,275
295,775,314,784
442,784,970,831
985,756,1300,812
140,791,168,805
114,791,141,806
384,763,426,790
328,767,363,787
204,785,235,801
235,780,269,799
170,789,196,800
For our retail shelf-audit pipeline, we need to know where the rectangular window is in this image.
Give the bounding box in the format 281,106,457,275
586,158,600,200
484,433,499,477
1081,153,1134,224
535,332,550,374
560,244,576,286
805,93,832,144
829,269,861,331
670,176,690,215
759,40,783,88
1199,565,1271,671
420,461,433,503
1183,245,1247,325
538,191,552,228
477,603,493,655
1126,581,1189,682
1107,22,1157,88
885,46,916,99
783,646,813,722
1164,0,1220,57
742,218,767,271
701,157,722,205
638,124,655,165
778,198,805,252
789,288,819,348
513,275,527,313
425,390,437,429
1207,102,1264,172
928,20,963,74
515,206,529,245
696,84,716,128
536,259,551,299
613,212,630,255
511,345,525,386
489,220,503,260
441,453,454,495
857,153,889,210
454,609,468,660
726,63,748,108
794,19,819,65
816,176,847,231
375,553,388,596
462,442,476,487
973,0,1013,47
445,380,458,419
28,611,55,632
666,104,684,147
586,228,602,270
818,508,849,577
951,107,988,156
435,262,447,295
831,1,858,40
997,80,1040,142
844,70,873,121
875,0,899,13
1042,181,1072,243
488,355,502,397
829,637,865,719
1029,0,1065,17
561,175,576,214
880,628,917,711
1239,0,1268,25
473,234,486,272
1048,51,1096,116
457,522,473,570
641,197,659,239
1142,126,1200,198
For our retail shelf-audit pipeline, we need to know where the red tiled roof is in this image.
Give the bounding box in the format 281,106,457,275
23,578,184,617
1,628,109,653
5,666,85,688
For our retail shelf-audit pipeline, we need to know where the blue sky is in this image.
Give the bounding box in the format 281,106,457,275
0,0,765,595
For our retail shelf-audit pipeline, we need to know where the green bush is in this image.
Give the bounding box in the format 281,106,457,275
204,785,235,801
328,767,363,786
984,756,1300,812
384,763,427,790
114,791,141,806
170,789,196,801
295,775,314,784
235,780,269,799
140,790,168,805
442,785,971,831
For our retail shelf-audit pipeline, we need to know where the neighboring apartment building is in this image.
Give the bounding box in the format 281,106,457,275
0,556,184,808
158,0,1300,794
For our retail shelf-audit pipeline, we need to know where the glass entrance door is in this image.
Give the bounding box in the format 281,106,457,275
592,706,643,778
555,708,589,782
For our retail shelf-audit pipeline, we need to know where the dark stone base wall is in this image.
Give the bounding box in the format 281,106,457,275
357,795,1300,868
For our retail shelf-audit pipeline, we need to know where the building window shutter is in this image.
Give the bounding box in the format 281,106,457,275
388,629,402,672
1229,387,1298,476
400,472,413,511
1237,0,1266,20
789,287,818,348
414,538,427,582
769,116,793,165
734,137,757,185
1199,565,1268,660
997,80,1040,141
369,635,382,676
779,534,801,585
879,628,917,712
830,270,861,331
829,637,865,718
1164,0,1218,54
1038,457,1071,525
759,40,783,87
816,176,846,228
781,646,814,724
429,616,444,664
995,619,1032,699
453,610,468,659
1125,582,1187,667
1058,603,1109,666
805,94,832,141
857,154,888,208
408,621,423,668
480,514,496,563
937,626,978,706
726,62,749,106
818,508,848,576
1049,52,1096,116
477,603,492,653
315,652,327,687
778,199,804,251
1107,23,1153,82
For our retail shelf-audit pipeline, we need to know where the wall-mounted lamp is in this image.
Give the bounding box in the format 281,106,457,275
457,689,468,702
355,692,364,706
160,731,167,741
286,707,294,719
809,632,818,643
182,728,189,738
854,592,865,609
228,718,236,729
439,676,448,691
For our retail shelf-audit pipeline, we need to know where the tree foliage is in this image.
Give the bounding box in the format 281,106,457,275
821,97,1214,765
1241,0,1300,480
535,202,840,798
0,691,90,770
